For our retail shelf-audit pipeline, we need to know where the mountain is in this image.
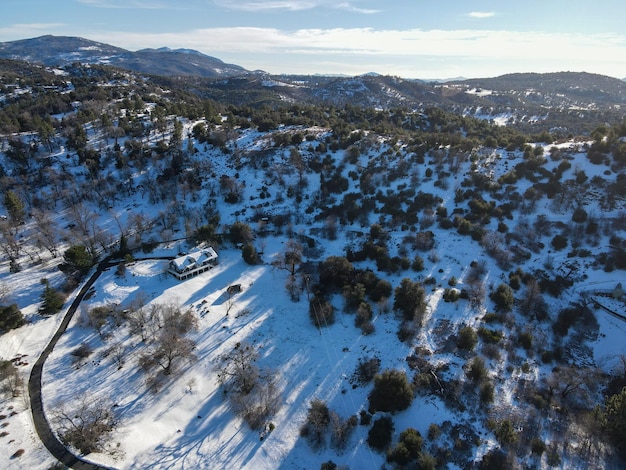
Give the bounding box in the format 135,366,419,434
0,35,249,77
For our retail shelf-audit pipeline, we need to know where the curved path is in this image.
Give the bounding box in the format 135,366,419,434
28,256,173,469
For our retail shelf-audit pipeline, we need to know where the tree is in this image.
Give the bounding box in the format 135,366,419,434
457,325,478,351
0,304,25,331
3,189,25,225
216,341,260,396
367,416,394,451
319,256,353,290
466,356,488,382
271,239,303,276
393,278,427,322
598,386,626,455
60,244,95,278
216,341,281,429
138,305,198,377
490,283,514,312
0,360,23,398
387,428,423,464
242,243,259,265
368,369,414,413
228,221,254,245
301,399,330,448
54,395,117,455
32,209,59,258
40,279,64,315
309,295,335,327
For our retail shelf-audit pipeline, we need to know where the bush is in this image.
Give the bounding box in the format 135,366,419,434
443,288,460,302
354,357,380,385
0,304,25,331
517,331,533,350
489,284,514,312
309,295,335,328
478,327,504,344
427,423,441,440
466,357,488,382
551,234,568,251
367,416,394,451
531,437,546,456
480,381,495,404
241,243,259,264
387,427,423,464
494,419,518,446
457,326,478,351
301,399,330,448
368,369,414,413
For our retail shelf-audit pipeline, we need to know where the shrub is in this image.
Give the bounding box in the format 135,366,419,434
551,234,568,251
489,284,514,312
480,381,495,404
241,243,259,264
494,419,518,446
387,428,423,464
517,331,533,350
368,369,414,413
466,357,488,382
354,357,380,385
457,326,478,351
531,437,546,456
0,304,25,331
427,423,441,441
301,399,330,448
443,288,460,302
309,296,335,328
367,416,394,451
71,343,93,360
478,326,503,344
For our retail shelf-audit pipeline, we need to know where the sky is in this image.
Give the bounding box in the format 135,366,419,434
1,0,626,79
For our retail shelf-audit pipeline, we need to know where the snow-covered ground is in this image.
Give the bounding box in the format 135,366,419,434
1,115,625,469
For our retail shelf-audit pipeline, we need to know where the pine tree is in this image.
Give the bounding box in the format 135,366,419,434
40,280,64,315
3,190,25,225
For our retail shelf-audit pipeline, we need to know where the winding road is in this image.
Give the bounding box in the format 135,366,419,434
28,259,116,469
28,256,173,469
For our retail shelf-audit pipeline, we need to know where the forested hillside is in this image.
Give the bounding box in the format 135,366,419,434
1,59,626,469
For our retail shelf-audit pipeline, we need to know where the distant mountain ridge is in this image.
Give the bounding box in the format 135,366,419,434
1,35,625,135
0,35,249,77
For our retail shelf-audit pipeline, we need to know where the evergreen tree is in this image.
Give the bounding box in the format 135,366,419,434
40,280,64,315
3,190,25,225
0,304,25,331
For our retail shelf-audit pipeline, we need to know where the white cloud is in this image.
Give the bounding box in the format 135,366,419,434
212,0,378,13
46,26,626,78
467,11,495,19
76,0,171,8
211,1,318,11
335,2,379,14
0,23,66,39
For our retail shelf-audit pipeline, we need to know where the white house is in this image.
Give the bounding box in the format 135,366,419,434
168,246,218,280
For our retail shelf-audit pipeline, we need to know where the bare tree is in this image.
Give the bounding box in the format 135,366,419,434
217,341,260,396
138,304,198,378
32,209,59,258
216,341,281,429
0,361,23,398
271,239,303,277
54,395,118,455
0,282,12,304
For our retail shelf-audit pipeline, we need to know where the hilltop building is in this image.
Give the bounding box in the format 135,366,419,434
168,246,218,280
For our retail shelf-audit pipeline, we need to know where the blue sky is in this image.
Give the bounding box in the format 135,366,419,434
1,0,625,79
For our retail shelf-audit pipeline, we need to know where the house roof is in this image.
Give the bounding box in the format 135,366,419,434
171,247,218,272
